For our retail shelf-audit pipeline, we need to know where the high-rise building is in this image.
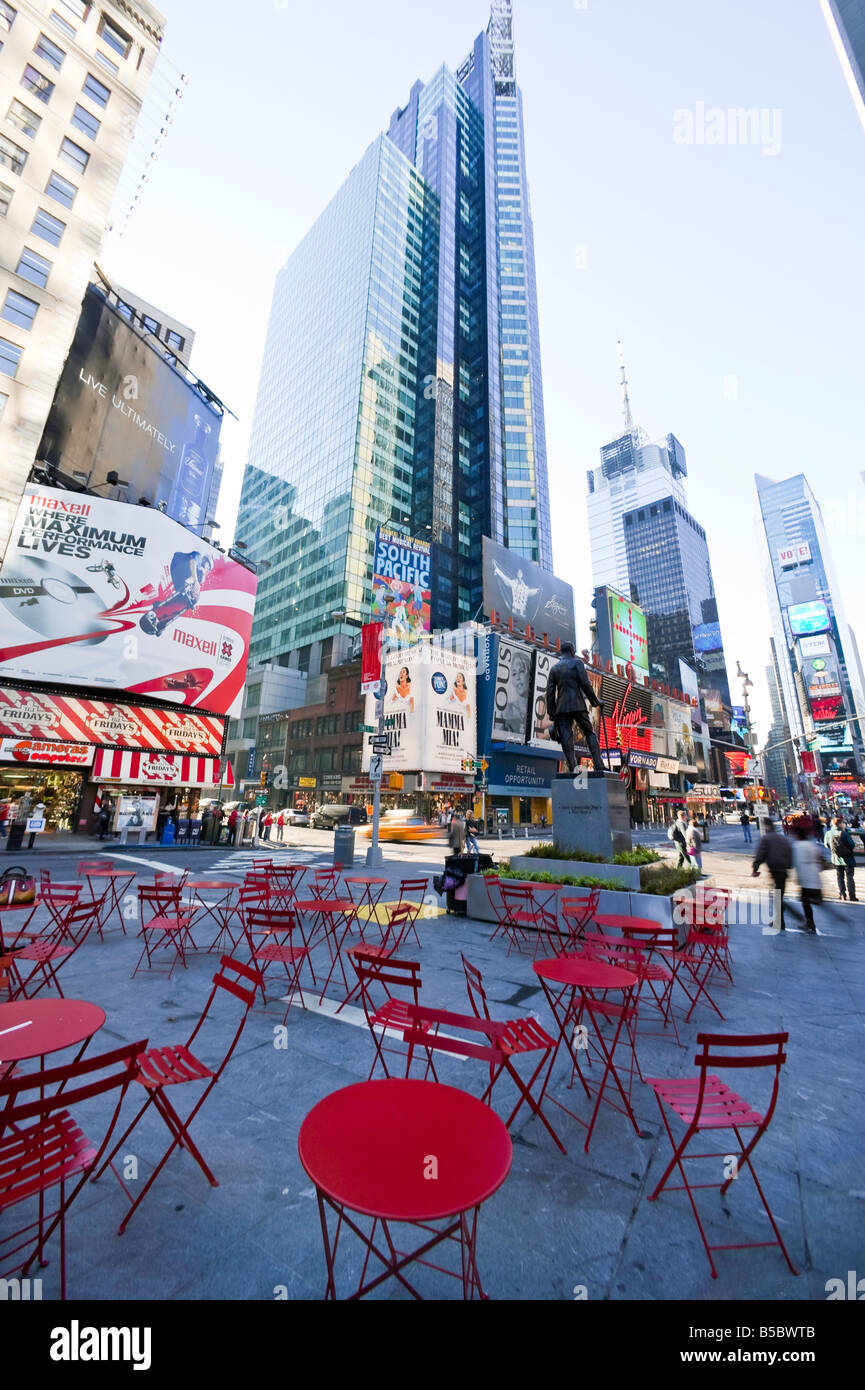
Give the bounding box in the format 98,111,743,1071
755,472,865,777
822,0,865,136
114,283,194,370
586,354,731,714
0,0,165,558
762,638,796,798
237,0,551,677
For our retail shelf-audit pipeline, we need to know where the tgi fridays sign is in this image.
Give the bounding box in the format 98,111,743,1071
0,738,94,766
0,687,225,756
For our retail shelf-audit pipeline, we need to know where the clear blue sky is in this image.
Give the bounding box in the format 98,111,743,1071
103,0,865,743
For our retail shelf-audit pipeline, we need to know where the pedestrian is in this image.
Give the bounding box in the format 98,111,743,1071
26,801,46,850
740,808,752,844
465,812,480,855
685,819,703,871
752,818,793,930
448,810,466,854
96,799,112,840
668,812,689,869
791,826,825,932
261,811,272,843
824,817,858,902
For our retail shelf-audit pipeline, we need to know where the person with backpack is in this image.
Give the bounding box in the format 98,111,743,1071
668,812,689,869
685,818,704,871
465,812,481,855
824,817,859,902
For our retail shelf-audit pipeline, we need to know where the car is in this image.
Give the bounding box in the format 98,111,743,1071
361,810,445,843
312,804,368,830
281,809,310,828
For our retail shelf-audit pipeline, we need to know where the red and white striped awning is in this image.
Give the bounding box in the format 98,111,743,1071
92,749,234,789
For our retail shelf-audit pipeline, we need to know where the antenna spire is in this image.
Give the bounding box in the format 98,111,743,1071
618,340,634,431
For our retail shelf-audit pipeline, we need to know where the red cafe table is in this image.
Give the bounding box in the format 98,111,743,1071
533,956,642,1152
78,867,136,939
299,1078,512,1300
0,998,106,1067
185,880,242,953
295,899,359,1001
343,877,389,941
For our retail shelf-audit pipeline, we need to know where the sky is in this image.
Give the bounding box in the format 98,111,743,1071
101,0,865,747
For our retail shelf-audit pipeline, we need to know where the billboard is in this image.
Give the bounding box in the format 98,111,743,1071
491,638,533,744
777,542,812,568
38,287,222,535
608,593,649,677
788,601,831,637
529,647,556,747
371,529,431,643
693,622,723,653
810,694,845,723
799,634,831,658
0,687,225,754
0,738,93,766
363,645,476,773
482,537,576,647
0,486,255,718
804,657,842,700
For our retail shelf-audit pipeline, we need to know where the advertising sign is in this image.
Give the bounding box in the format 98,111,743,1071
361,622,384,694
0,687,225,755
491,638,533,744
91,749,232,787
0,487,255,718
363,645,476,773
482,537,576,647
799,634,831,658
777,542,812,568
810,694,845,723
787,601,831,637
0,738,93,766
693,622,723,653
371,530,431,643
115,795,158,832
529,647,556,747
485,752,557,798
38,287,222,535
609,593,648,677
805,657,842,700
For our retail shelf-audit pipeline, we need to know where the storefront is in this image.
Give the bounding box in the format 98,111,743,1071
483,752,556,832
0,739,94,833
89,749,234,839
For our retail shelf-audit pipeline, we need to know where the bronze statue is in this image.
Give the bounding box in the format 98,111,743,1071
546,643,607,774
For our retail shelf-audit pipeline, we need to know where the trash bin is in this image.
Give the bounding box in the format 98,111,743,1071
333,825,355,869
436,852,495,916
6,823,25,852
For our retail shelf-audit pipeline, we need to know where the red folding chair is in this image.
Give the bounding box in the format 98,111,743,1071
341,905,415,1009
484,874,516,947
499,884,557,957
312,868,342,901
131,884,196,981
680,892,733,984
39,883,84,940
579,930,679,1047
242,872,271,902
396,878,429,949
269,864,307,911
93,956,263,1234
350,949,437,1081
559,889,601,954
645,1032,797,1279
618,923,724,1026
0,1040,146,1299
462,954,563,1151
9,900,100,1000
244,907,309,1021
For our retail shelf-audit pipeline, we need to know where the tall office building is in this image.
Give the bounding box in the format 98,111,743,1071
822,0,865,135
237,0,552,676
755,472,865,778
0,0,165,558
762,637,796,798
587,358,731,714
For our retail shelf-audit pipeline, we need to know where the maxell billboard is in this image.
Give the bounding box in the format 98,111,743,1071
482,537,576,648
37,286,222,536
0,487,255,719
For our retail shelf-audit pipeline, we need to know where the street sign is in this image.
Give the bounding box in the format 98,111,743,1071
480,759,489,772
26,818,45,833
369,755,384,785
255,794,267,807
370,736,391,752
362,725,376,734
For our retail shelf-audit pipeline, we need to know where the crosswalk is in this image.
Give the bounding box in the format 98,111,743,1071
207,848,325,876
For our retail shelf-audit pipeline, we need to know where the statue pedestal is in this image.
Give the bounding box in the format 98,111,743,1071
552,773,633,859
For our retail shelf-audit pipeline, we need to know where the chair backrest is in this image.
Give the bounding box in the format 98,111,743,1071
381,903,415,953
500,884,535,914
691,1032,788,1126
45,897,101,947
77,860,104,875
482,873,509,925
0,1039,147,1138
313,869,341,899
42,883,82,907
181,955,263,1065
39,868,52,886
244,872,270,892
138,883,183,924
244,907,299,940
398,878,429,900
580,932,646,972
461,954,490,1020
351,948,423,1024
561,888,601,930
238,885,268,916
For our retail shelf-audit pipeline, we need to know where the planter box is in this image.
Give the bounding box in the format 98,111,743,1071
508,855,642,890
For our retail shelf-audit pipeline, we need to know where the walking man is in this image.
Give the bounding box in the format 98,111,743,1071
752,818,793,930
790,825,825,932
465,812,481,855
740,808,752,844
824,817,859,902
669,812,690,869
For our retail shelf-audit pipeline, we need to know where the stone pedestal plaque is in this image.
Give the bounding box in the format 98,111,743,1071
552,773,632,859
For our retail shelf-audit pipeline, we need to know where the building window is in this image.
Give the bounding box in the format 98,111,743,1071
94,50,118,75
165,329,184,353
0,133,27,175
50,10,77,37
97,13,131,57
45,169,76,206
16,247,51,288
33,32,65,69
115,299,133,321
6,98,41,139
0,2,16,33
82,72,110,107
0,181,13,215
21,65,55,104
61,0,89,16
2,289,39,331
0,390,8,417
59,136,89,173
70,103,100,140
0,337,24,376
141,314,159,335
31,206,65,244
163,350,177,367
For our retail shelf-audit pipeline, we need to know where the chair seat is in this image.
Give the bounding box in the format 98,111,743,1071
508,911,541,927
14,941,73,963
0,1110,94,1209
500,1017,555,1054
636,961,672,983
646,1074,764,1128
255,943,307,965
348,943,391,961
370,999,434,1032
135,1044,214,1090
142,915,191,933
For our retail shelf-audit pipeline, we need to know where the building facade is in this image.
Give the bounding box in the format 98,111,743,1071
761,637,796,799
755,471,865,779
823,0,865,135
0,0,165,558
236,0,552,679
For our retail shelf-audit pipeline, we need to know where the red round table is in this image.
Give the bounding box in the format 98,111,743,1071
0,998,106,1063
343,877,389,939
534,956,642,1152
186,880,241,953
295,899,358,999
299,1079,512,1299
78,868,136,938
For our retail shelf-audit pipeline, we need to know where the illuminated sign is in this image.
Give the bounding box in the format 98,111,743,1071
608,594,648,677
810,695,844,723
693,622,723,653
788,601,831,637
799,634,830,658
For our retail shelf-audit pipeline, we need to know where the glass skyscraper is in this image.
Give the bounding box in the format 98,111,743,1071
823,0,865,133
238,0,551,675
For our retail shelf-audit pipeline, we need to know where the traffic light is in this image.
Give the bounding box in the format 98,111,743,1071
260,771,267,788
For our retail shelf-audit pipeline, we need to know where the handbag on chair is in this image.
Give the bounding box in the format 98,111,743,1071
0,866,37,906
